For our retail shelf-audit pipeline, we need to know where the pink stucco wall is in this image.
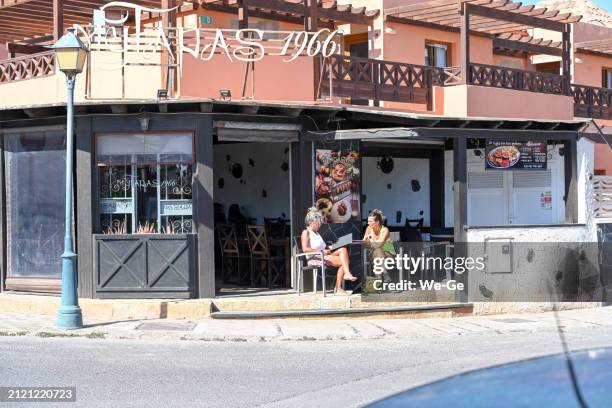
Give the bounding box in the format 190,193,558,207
595,143,612,175
180,54,316,102
575,52,610,88
439,85,574,120
383,22,494,67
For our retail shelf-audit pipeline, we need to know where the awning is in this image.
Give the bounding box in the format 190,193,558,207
214,120,300,142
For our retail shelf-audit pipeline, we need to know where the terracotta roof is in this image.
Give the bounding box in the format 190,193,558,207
385,0,582,36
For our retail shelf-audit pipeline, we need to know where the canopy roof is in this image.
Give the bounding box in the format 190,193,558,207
0,0,378,44
385,0,582,36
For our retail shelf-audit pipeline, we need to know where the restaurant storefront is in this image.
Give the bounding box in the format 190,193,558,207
0,101,595,300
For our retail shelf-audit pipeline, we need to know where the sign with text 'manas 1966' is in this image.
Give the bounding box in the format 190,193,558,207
73,2,342,65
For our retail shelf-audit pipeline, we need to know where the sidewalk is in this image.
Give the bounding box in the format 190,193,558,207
0,306,610,342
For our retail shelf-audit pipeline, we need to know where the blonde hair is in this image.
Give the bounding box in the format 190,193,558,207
305,207,324,226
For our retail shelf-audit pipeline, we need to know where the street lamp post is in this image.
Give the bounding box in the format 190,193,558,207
51,29,89,329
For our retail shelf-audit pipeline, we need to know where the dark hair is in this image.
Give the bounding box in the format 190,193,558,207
368,209,385,224
228,204,241,217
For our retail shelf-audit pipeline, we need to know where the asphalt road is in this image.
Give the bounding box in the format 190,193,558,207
1,324,611,408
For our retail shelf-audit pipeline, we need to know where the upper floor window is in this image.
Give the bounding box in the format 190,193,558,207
425,42,449,68
604,68,612,89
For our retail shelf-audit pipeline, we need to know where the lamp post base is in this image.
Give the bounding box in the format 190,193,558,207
57,306,83,330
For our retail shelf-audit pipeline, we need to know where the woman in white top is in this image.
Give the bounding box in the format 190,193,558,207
300,207,357,296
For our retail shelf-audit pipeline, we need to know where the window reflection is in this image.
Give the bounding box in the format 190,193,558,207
97,133,193,234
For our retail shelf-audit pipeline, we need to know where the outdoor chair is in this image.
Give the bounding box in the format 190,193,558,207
292,236,343,297
246,225,285,288
217,224,250,285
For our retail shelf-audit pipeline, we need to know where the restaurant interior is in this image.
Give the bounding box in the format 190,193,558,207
213,140,292,293
212,135,457,294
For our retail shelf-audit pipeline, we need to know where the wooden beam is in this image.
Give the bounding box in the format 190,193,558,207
493,37,562,57
466,2,566,32
562,23,571,95
386,0,498,16
304,0,317,31
460,3,470,85
53,0,63,40
225,0,374,24
6,43,47,55
238,0,249,29
385,15,493,39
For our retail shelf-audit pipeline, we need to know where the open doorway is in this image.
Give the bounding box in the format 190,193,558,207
213,140,292,295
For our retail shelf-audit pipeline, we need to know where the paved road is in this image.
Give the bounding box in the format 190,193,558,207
1,323,611,407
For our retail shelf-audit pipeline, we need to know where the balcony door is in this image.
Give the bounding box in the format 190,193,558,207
344,33,369,106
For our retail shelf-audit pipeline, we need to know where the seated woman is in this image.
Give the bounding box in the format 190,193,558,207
363,209,396,281
301,207,357,296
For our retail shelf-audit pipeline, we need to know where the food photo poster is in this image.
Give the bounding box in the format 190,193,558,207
485,140,547,170
314,149,361,223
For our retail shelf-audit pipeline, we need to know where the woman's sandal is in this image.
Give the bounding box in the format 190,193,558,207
344,274,358,282
334,288,349,296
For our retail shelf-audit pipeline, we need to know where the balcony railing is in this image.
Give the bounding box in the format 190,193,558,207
0,51,55,84
571,84,612,120
468,63,567,95
318,55,440,109
0,50,610,120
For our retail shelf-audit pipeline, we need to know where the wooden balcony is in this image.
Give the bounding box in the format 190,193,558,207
0,51,55,84
467,63,567,95
317,55,460,110
0,51,610,121
571,84,612,120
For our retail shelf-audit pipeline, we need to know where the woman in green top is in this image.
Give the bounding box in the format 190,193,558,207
363,209,396,279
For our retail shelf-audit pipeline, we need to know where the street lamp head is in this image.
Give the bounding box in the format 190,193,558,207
51,28,89,75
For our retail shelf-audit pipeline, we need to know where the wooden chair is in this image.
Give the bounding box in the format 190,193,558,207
264,217,287,239
292,236,343,297
246,225,285,288
217,224,250,285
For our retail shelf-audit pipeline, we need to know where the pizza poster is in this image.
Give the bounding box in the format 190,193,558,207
314,149,361,223
485,140,547,170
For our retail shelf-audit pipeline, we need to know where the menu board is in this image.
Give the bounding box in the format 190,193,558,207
485,140,547,170
314,149,361,223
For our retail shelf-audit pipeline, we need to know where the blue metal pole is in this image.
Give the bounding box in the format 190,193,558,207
56,73,83,329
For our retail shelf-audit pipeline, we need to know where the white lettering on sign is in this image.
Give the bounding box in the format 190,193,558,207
100,198,134,214
160,200,193,216
73,1,341,69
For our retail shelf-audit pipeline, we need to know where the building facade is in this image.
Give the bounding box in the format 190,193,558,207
0,0,610,300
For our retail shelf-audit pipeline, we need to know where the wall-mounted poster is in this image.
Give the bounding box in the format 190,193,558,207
314,149,361,223
485,140,547,170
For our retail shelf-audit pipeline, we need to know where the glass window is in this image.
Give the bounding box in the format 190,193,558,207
425,43,448,68
604,68,612,89
4,129,66,277
97,133,194,234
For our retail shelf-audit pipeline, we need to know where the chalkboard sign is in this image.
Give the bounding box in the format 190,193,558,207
485,140,547,170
